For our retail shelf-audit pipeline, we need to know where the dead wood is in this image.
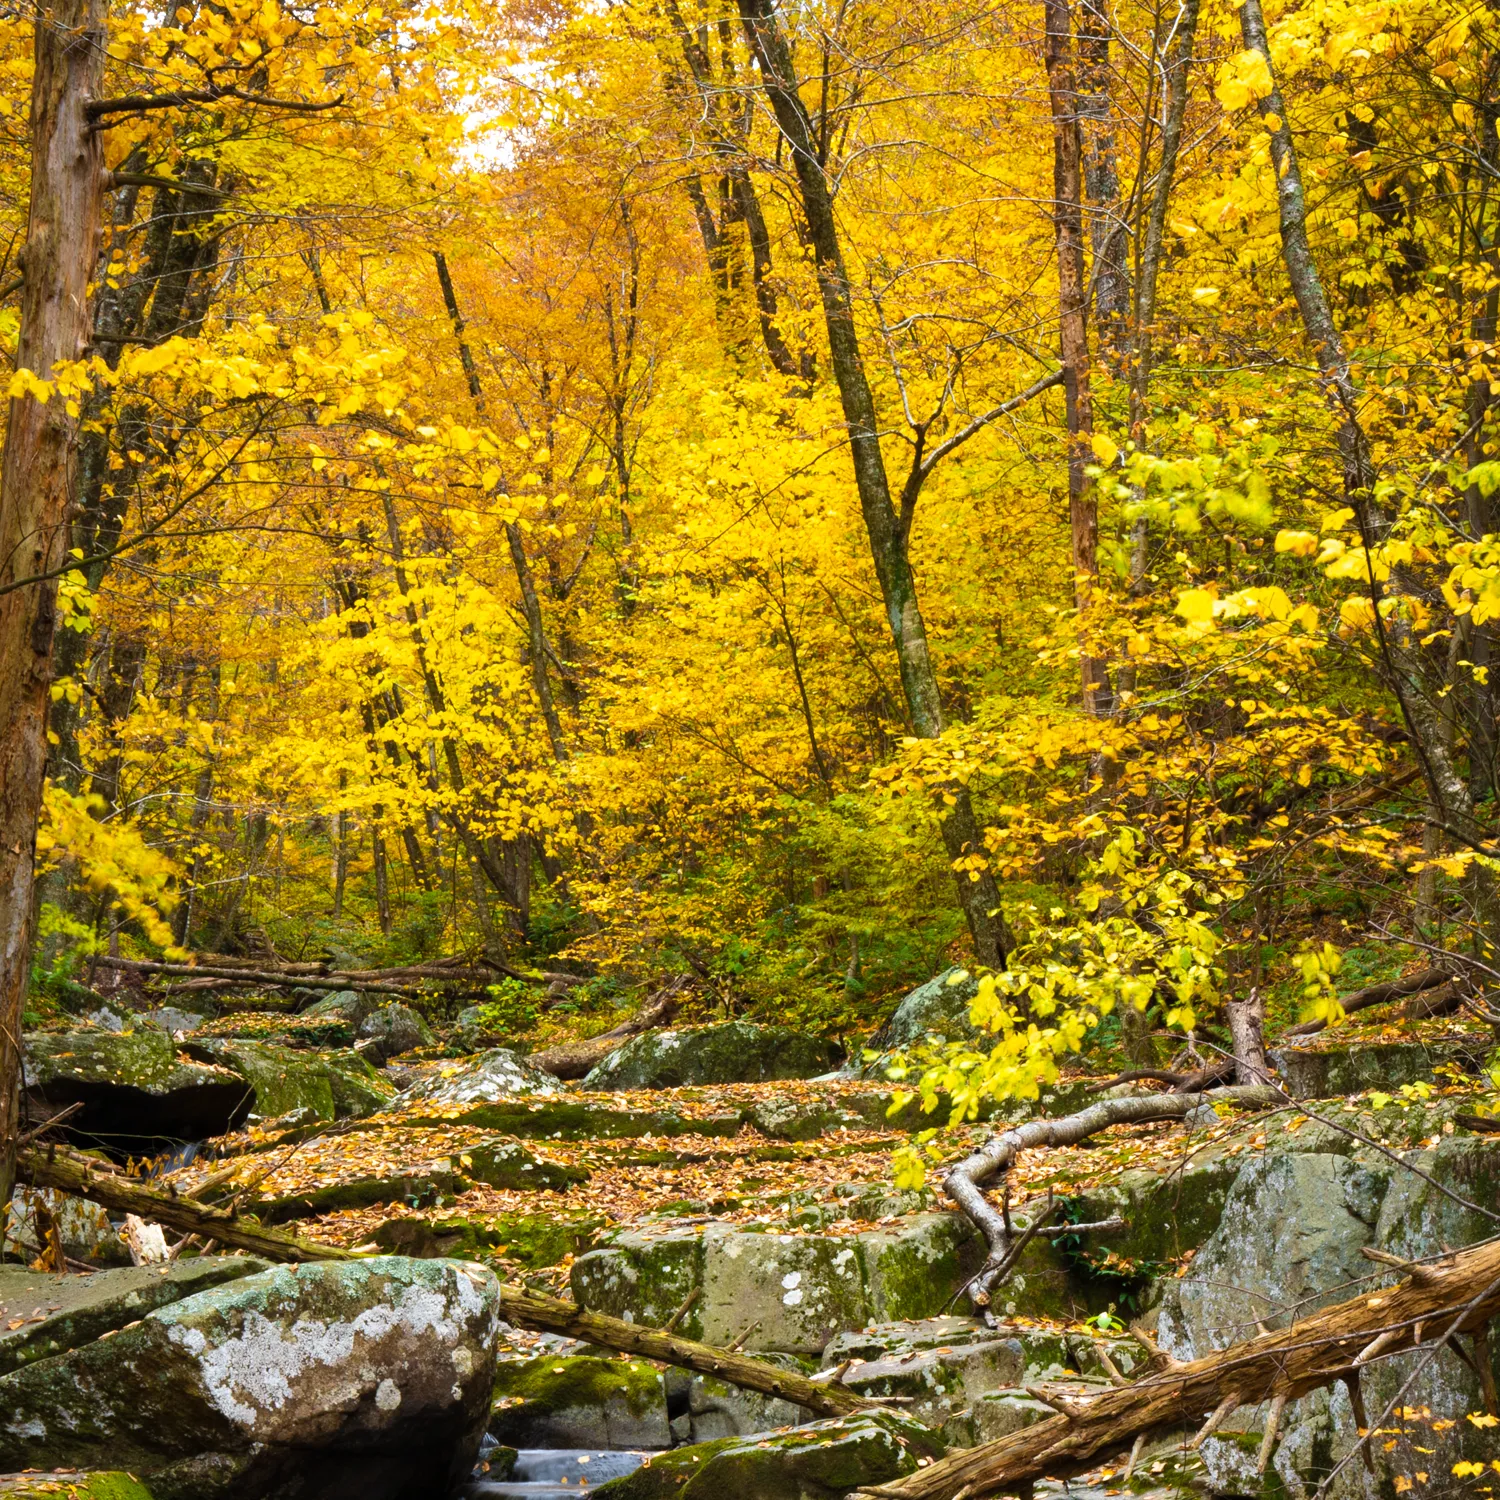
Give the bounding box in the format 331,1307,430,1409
529,976,688,1079
944,1086,1280,1319
858,1234,1500,1498
1279,966,1456,1039
16,1144,357,1262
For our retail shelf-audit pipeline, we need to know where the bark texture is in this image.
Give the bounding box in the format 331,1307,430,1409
0,0,106,1205
861,1235,1500,1498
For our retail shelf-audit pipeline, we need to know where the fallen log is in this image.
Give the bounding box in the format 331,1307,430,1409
858,1235,1500,1498
495,1284,862,1419
18,1142,862,1420
530,977,687,1079
16,1145,357,1262
1279,965,1456,1039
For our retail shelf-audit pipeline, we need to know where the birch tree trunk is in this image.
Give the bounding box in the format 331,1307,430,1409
0,0,106,1206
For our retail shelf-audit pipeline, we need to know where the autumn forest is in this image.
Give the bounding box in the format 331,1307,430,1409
1,0,1500,1495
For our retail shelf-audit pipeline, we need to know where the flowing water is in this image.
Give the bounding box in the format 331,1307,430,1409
463,1448,651,1497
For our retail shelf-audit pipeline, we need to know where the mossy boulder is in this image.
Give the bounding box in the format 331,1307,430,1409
859,1213,985,1324
584,1023,841,1090
183,1039,394,1124
0,1256,499,1500
0,1259,271,1377
592,1411,944,1500
21,1030,251,1145
356,1005,434,1065
300,989,376,1026
452,1138,589,1191
1268,1036,1491,1098
572,1226,706,1338
575,1214,999,1354
872,968,980,1051
377,1210,602,1267
490,1354,670,1449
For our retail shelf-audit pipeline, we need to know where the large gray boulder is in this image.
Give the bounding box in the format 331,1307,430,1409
872,968,981,1052
0,1256,500,1500
396,1047,560,1109
357,1004,435,1065
1158,1143,1500,1498
583,1022,841,1091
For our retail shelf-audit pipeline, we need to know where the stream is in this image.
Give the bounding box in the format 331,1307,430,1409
463,1449,651,1496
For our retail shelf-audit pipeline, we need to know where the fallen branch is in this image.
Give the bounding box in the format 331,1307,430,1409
16,1144,356,1262
1279,966,1456,1039
944,1086,1279,1319
858,1234,1500,1498
529,977,688,1079
497,1286,861,1418
19,1142,864,1420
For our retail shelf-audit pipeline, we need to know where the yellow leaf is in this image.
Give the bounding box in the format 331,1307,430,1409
1176,588,1216,623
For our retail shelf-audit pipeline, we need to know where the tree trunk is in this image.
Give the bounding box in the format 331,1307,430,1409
738,0,1012,966
1043,0,1110,716
1076,0,1130,368
1226,990,1269,1083
1238,0,1372,500
0,0,106,1207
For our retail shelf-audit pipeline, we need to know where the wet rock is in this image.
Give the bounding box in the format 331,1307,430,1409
0,1257,271,1376
398,1048,560,1109
3,1184,128,1268
357,1004,435,1065
0,1255,500,1500
490,1354,670,1449
453,1139,589,1191
664,1367,810,1443
591,1411,944,1500
583,1023,841,1091
22,1030,252,1146
184,1038,394,1123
